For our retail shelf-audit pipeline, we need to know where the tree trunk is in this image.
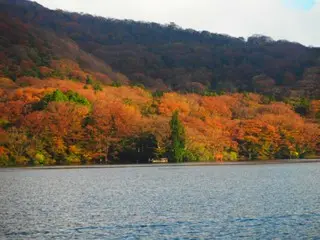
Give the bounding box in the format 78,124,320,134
104,144,109,164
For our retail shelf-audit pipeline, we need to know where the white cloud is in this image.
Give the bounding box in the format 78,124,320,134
34,0,320,46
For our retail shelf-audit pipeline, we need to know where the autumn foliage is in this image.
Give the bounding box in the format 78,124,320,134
0,0,319,166
0,77,319,166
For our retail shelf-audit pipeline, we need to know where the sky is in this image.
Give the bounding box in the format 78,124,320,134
34,0,320,47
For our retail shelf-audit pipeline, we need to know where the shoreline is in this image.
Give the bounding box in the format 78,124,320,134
2,159,320,170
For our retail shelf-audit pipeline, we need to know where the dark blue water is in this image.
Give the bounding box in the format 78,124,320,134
1,164,320,239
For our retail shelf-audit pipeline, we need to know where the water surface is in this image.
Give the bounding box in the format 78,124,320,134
1,163,320,239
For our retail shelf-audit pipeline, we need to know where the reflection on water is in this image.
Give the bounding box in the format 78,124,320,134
1,164,320,239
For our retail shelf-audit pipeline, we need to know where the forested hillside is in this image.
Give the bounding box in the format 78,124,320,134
1,0,320,97
0,0,319,166
0,79,319,166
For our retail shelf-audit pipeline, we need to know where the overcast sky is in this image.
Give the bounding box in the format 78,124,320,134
34,0,320,47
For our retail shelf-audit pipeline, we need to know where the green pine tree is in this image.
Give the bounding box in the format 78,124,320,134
169,111,186,162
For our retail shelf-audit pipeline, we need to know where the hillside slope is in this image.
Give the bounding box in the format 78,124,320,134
0,0,320,98
0,0,130,86
0,0,320,166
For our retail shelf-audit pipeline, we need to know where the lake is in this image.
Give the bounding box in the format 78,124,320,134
1,163,320,239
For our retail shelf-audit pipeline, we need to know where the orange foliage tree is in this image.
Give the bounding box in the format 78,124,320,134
85,100,142,162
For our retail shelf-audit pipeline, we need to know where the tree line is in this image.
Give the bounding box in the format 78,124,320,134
0,78,319,166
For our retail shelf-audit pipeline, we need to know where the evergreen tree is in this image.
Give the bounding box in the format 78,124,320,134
169,111,186,162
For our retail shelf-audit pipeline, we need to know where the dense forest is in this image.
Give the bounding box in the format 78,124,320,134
0,0,319,166
1,79,319,166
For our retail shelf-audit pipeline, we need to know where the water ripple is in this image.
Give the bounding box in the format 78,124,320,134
1,164,320,239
